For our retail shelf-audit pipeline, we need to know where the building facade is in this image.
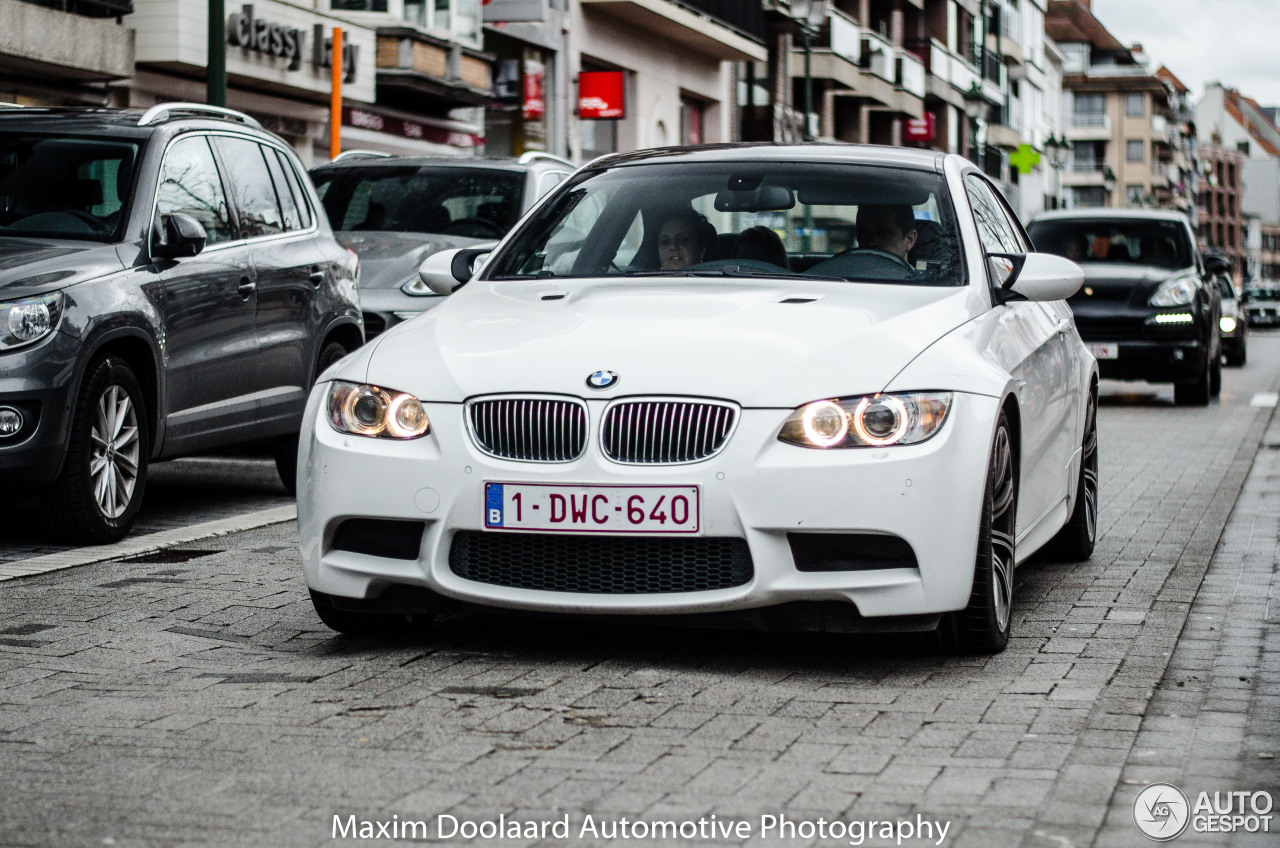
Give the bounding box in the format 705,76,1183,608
0,0,135,106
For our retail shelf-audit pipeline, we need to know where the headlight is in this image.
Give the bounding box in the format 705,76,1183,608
401,276,443,297
1220,315,1238,334
326,381,430,439
1,292,64,351
778,392,952,449
1149,279,1196,307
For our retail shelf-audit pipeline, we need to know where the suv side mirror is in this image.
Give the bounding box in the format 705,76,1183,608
152,213,208,260
417,246,493,295
1204,253,1231,275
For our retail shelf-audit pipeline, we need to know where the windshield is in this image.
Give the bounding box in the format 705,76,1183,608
1027,218,1192,270
0,134,139,242
483,161,963,286
312,165,524,238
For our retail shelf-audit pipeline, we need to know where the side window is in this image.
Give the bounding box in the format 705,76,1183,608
965,175,1019,255
262,147,302,231
274,149,313,229
156,136,234,244
211,136,284,238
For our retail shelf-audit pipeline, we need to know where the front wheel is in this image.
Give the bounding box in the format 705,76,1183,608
1173,355,1212,406
1044,392,1098,561
937,410,1016,654
42,357,149,544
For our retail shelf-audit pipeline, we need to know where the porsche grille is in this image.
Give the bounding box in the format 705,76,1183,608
602,400,737,464
468,397,588,462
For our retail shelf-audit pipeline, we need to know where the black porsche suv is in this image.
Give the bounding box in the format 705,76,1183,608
1027,209,1224,406
0,104,362,543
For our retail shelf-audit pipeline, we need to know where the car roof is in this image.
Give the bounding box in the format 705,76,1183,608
583,142,950,172
0,106,275,142
1030,208,1191,224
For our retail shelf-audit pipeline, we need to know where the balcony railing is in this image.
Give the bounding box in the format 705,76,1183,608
17,0,131,18
671,0,764,40
1071,112,1110,129
1072,160,1103,173
863,30,894,83
896,48,925,97
829,8,862,67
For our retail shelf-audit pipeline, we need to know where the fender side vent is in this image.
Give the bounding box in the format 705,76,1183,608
779,296,819,304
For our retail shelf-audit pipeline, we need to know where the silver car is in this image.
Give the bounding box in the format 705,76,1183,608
310,151,572,339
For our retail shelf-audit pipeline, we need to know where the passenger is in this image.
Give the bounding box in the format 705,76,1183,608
1062,233,1090,262
657,209,717,270
733,225,789,270
855,204,918,261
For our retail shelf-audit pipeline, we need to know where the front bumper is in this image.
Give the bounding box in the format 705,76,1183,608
298,388,1001,622
0,331,78,495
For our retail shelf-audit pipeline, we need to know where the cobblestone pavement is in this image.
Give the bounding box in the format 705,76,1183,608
1,339,1278,848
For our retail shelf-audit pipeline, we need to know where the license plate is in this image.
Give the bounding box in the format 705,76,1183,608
1087,342,1118,360
484,483,700,533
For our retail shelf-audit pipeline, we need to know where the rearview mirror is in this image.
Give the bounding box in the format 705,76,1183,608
417,246,492,295
990,252,1083,303
1204,253,1231,274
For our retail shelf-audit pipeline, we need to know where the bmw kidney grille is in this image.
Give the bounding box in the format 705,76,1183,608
468,397,588,462
602,399,737,464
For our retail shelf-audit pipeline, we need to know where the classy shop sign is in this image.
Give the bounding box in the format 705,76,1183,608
226,4,359,83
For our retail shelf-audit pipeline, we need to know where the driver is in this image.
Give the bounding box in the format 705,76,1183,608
855,204,918,262
657,209,718,270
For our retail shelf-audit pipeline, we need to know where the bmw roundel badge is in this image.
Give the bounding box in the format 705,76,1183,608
586,370,619,390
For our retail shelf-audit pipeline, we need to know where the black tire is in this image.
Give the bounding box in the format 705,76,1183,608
937,410,1016,654
1173,355,1212,406
1044,391,1098,561
309,590,433,638
1209,353,1222,398
42,357,149,544
275,340,349,494
1224,339,1246,367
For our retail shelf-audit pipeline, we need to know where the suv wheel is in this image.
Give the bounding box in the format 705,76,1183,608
275,340,350,494
1174,355,1212,406
43,357,149,544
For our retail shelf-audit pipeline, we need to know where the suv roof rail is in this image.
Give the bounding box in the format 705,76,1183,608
330,149,392,162
137,102,263,129
517,151,573,168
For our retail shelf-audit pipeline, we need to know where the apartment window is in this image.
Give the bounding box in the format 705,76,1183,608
1126,184,1145,206
1125,92,1145,117
680,96,705,145
1073,93,1106,127
1237,140,1251,156
1127,140,1145,162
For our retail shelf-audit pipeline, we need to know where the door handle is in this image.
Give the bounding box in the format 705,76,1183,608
309,266,325,285
238,278,256,299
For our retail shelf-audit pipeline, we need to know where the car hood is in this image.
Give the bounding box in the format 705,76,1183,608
0,237,126,300
1069,263,1194,307
358,278,977,407
336,231,492,290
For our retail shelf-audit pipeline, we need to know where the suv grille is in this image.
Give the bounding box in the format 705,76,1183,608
468,397,587,462
449,531,753,594
602,399,737,464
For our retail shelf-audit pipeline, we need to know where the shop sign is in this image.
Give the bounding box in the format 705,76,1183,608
226,4,359,83
522,51,546,122
579,71,625,120
344,107,478,148
904,112,935,142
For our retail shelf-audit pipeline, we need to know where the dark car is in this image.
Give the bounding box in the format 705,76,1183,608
309,151,572,339
1027,209,1222,406
1243,279,1280,327
1214,273,1248,366
0,103,362,543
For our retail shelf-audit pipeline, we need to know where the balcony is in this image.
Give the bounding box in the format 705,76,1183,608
896,47,925,98
914,39,979,107
798,10,920,117
17,0,130,18
0,0,133,80
580,0,766,61
1065,112,1111,141
863,29,894,84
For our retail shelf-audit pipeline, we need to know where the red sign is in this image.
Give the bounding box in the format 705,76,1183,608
579,71,625,119
523,66,545,121
904,112,936,143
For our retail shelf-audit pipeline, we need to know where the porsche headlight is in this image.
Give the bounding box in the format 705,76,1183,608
327,381,430,439
1149,279,1196,307
1220,315,1238,334
401,276,444,297
1,292,64,351
779,392,952,449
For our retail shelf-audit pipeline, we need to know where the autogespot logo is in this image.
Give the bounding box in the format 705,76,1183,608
1134,783,1191,841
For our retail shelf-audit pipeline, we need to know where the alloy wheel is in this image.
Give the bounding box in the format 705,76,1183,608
989,424,1015,632
1081,396,1099,543
88,384,141,519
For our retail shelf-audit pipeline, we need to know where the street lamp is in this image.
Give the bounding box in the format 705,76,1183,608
1045,132,1070,209
791,0,828,143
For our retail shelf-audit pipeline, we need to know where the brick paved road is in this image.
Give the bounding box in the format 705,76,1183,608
1,339,1278,848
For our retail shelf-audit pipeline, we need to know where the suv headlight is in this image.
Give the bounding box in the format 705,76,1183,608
1149,279,1196,307
327,381,430,439
1,292,64,351
778,392,952,449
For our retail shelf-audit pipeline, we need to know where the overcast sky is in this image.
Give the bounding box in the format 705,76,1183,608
1089,0,1280,108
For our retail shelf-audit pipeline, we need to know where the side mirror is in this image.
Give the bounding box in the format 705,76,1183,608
417,247,492,295
990,252,1083,303
1204,253,1231,275
152,213,207,260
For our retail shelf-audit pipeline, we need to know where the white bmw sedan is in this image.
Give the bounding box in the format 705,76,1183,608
297,145,1098,654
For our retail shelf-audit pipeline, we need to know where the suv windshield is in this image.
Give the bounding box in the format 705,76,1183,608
0,134,139,241
1028,218,1191,270
484,161,963,286
312,165,524,239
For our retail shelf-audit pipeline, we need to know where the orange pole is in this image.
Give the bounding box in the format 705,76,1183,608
329,27,343,160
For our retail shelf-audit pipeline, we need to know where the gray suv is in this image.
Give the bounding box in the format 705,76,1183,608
310,151,572,339
0,103,362,543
